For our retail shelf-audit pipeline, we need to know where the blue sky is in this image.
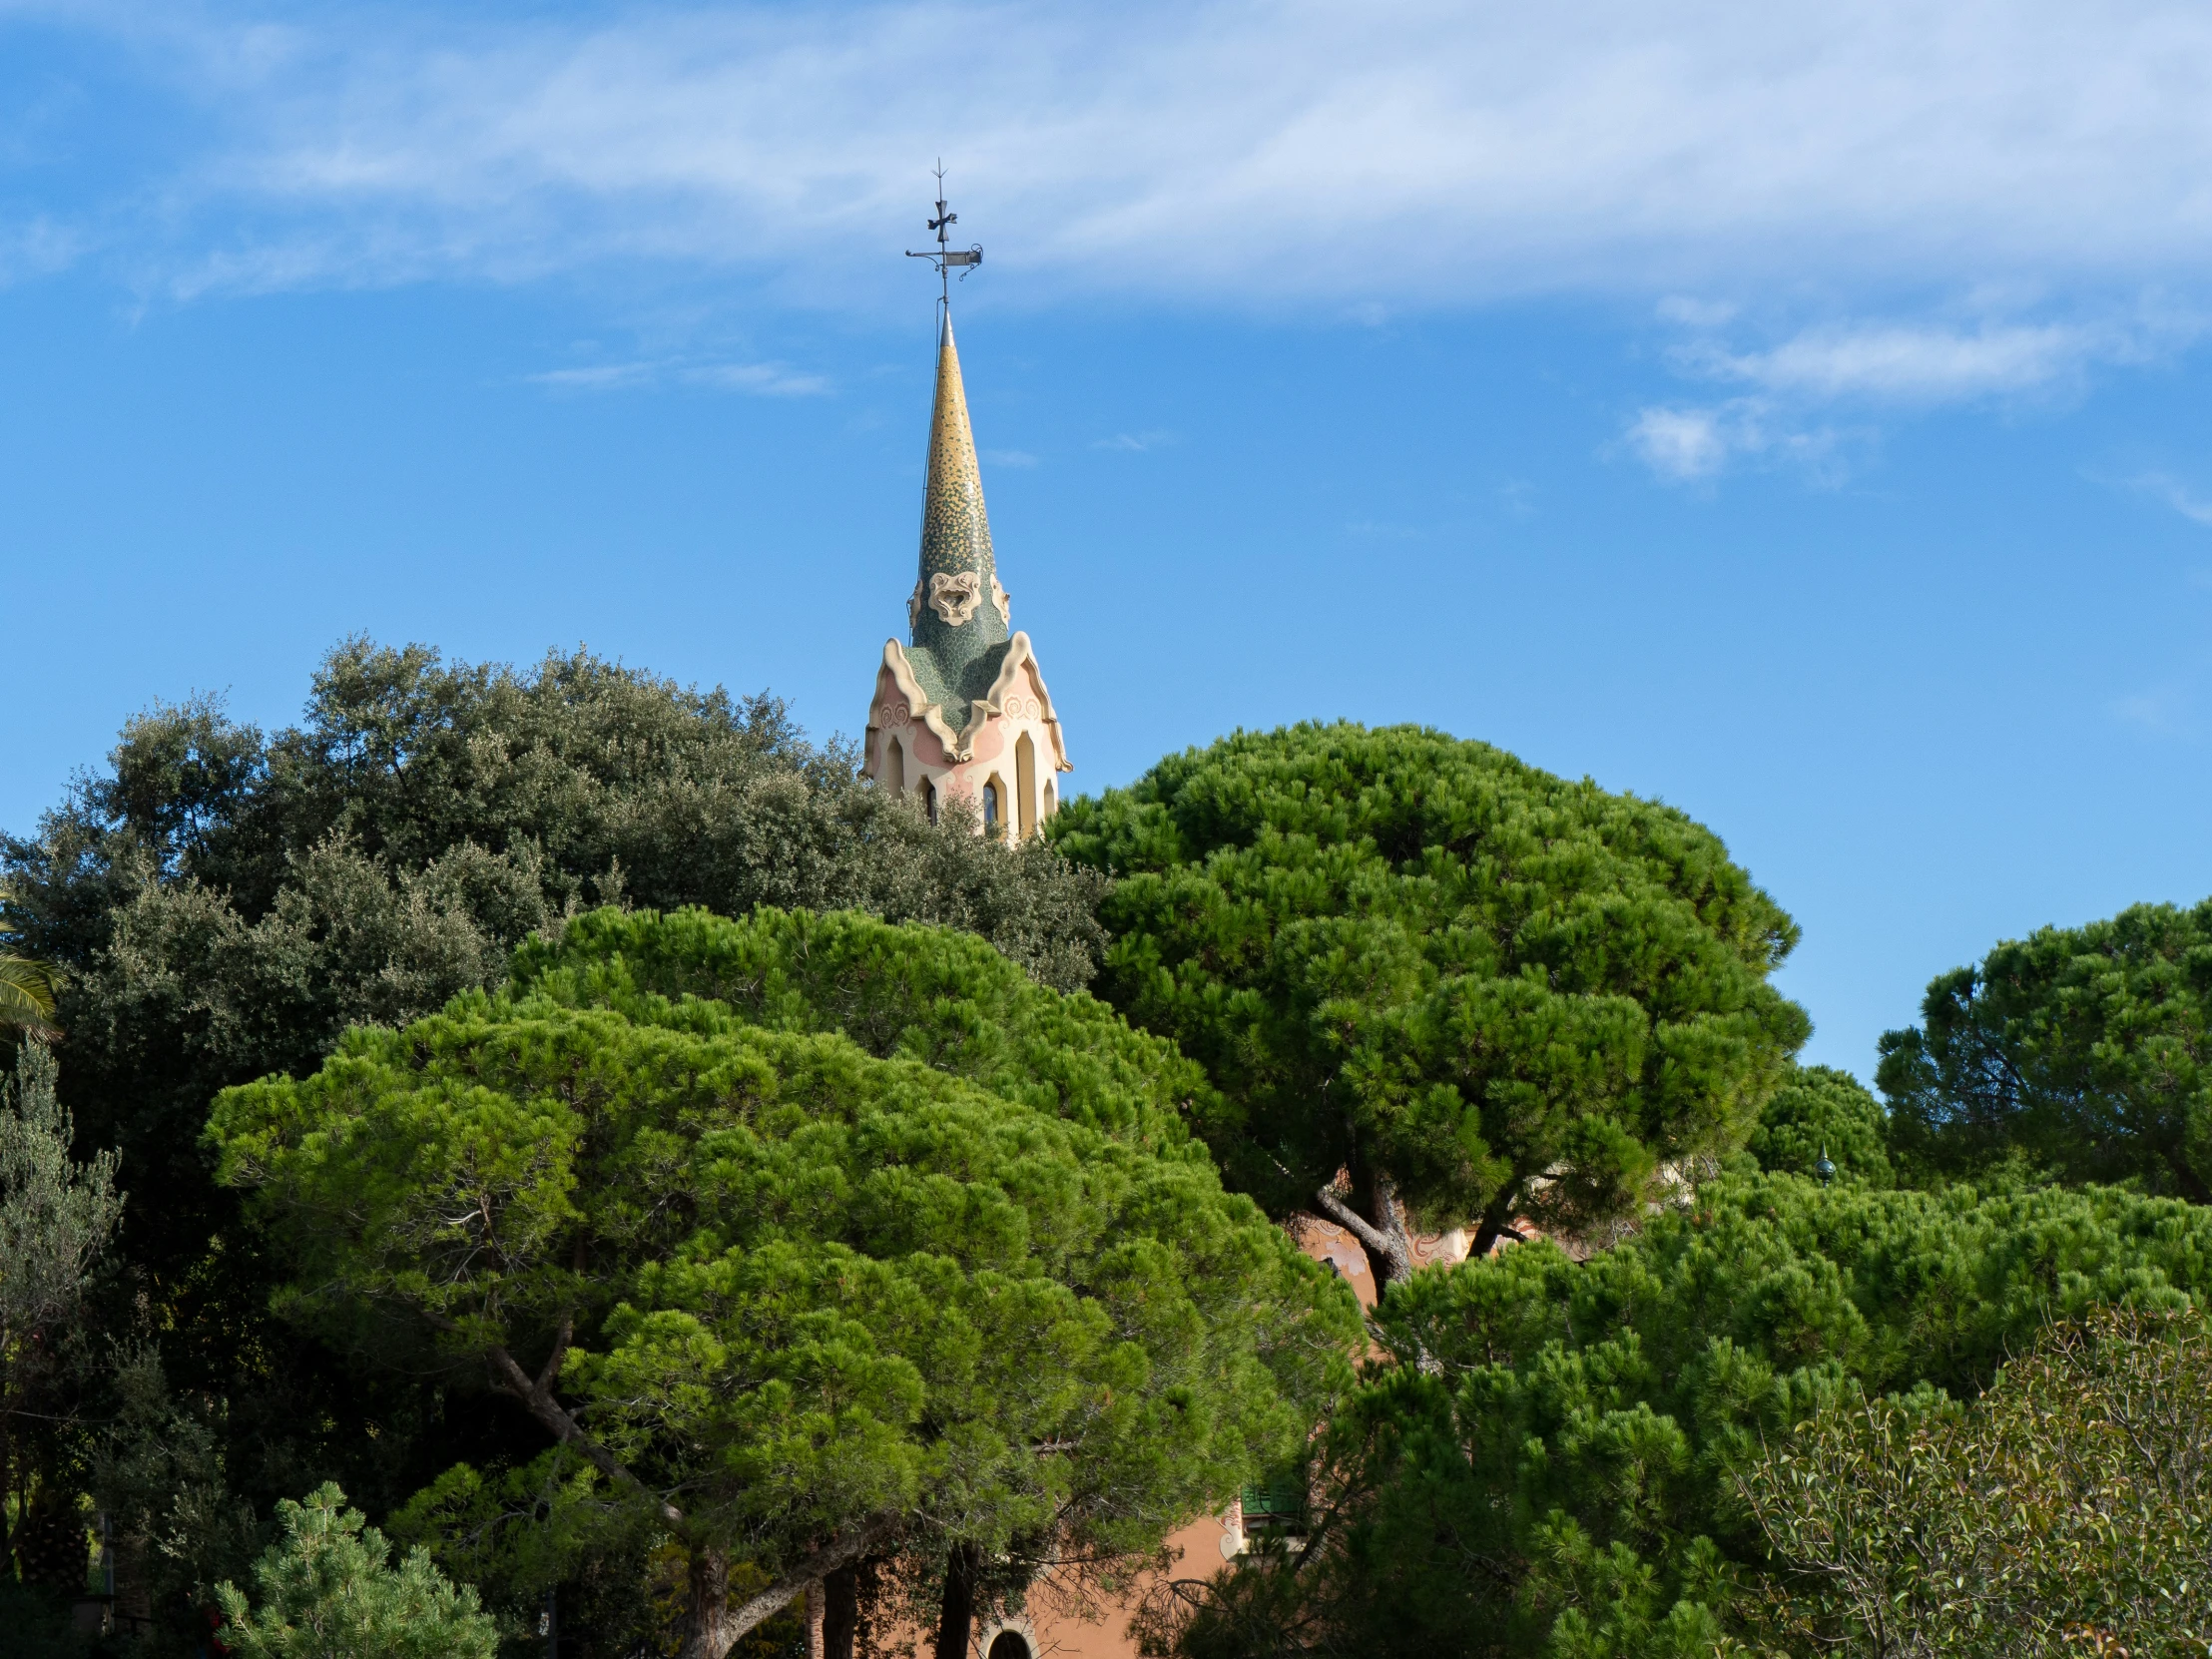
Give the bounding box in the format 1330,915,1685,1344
5,0,2211,1079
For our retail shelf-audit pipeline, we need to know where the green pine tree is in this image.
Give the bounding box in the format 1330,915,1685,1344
1880,897,2212,1200
210,905,1361,1659
215,1483,499,1659
1052,721,1809,1289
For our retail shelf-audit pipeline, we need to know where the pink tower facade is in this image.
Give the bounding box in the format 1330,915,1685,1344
859,311,1071,839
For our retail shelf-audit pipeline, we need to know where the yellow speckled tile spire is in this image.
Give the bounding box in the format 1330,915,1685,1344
910,309,1007,682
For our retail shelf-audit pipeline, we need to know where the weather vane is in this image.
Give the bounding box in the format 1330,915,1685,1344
905,161,982,308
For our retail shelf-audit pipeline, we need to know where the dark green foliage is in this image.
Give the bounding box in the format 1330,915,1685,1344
1166,1172,2212,1659
1745,1065,1892,1186
1051,722,1808,1275
0,1578,86,1659
210,907,1361,1648
0,638,1108,1588
1878,898,2212,1201
509,904,1217,1154
92,1349,264,1654
1742,1306,2212,1657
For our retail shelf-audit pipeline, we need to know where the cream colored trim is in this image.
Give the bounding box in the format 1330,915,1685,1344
861,640,965,777
981,632,1074,771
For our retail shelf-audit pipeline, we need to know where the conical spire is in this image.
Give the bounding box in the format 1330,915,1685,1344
909,311,1008,686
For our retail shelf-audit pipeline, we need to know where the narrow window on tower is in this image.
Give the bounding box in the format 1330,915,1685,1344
885,737,905,799
1015,733,1036,839
919,776,936,825
983,780,1000,831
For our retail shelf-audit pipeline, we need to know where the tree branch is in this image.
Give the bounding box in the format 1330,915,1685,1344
535,1309,574,1396
1314,1186,1391,1261
484,1344,686,1533
1315,1182,1414,1287
714,1512,903,1655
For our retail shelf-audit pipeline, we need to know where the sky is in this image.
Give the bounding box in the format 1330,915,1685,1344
5,0,2212,1080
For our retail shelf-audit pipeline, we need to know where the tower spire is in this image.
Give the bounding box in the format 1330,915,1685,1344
907,309,1007,676
861,170,1071,830
903,172,1004,685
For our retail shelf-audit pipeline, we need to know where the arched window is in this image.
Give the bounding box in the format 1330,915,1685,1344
918,776,936,826
982,779,1000,831
986,1635,1032,1659
1043,780,1056,818
884,736,905,799
1015,733,1037,840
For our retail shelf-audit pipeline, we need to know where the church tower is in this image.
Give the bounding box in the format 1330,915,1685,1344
860,191,1070,838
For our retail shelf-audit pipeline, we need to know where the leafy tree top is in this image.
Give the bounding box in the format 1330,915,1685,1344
511,905,1216,1155
1879,896,2212,1201
1051,721,1809,1274
0,639,1108,1542
211,906,1360,1656
1744,1064,1894,1186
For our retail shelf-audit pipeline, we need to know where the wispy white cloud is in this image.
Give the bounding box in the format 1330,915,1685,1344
1625,302,2197,480
1678,317,2183,402
686,361,830,395
1656,295,1737,328
2121,470,2212,527
528,361,659,390
2110,686,2189,733
981,447,1038,467
1625,397,1845,484
526,356,828,394
1627,406,1733,482
0,214,88,285
27,0,2212,310
1091,430,1174,452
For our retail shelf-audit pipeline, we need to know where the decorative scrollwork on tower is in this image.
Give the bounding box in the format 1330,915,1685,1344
928,569,983,626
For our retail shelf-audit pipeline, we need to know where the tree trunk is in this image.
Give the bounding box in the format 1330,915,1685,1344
1315,1170,1417,1293
932,1541,983,1659
1365,1170,1418,1288
1469,1187,1530,1259
0,1409,12,1568
681,1545,730,1659
823,1562,861,1659
806,1578,826,1659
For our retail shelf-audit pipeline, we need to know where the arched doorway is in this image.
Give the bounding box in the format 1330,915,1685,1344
985,1633,1031,1659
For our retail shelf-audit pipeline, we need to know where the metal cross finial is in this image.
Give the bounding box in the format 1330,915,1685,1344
906,161,983,310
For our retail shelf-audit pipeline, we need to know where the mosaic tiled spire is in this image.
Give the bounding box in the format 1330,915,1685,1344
910,310,1008,687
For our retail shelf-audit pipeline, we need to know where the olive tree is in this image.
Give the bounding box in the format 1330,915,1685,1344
1,1039,123,1575
1741,1305,2212,1657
